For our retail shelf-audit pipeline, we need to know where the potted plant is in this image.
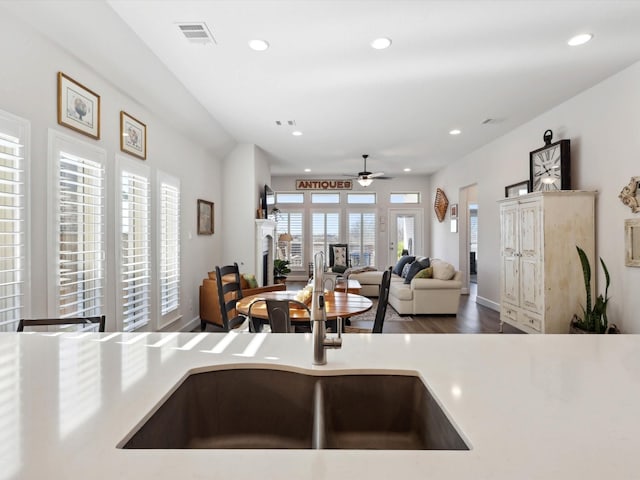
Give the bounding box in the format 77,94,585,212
570,246,616,333
273,259,291,284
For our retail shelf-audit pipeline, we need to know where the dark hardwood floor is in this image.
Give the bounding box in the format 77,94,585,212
226,281,525,335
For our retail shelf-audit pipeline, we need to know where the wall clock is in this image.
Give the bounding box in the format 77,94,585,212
529,130,570,192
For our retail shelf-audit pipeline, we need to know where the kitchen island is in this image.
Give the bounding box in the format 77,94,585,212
1,331,638,479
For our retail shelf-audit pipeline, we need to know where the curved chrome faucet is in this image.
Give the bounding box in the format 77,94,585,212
311,251,342,365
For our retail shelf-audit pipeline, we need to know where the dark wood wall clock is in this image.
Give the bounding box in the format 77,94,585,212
529,129,570,192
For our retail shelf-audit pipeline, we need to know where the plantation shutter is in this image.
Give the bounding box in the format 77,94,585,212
121,170,150,331
276,211,303,269
160,181,180,316
312,211,340,260
58,150,104,318
0,120,26,332
348,212,376,267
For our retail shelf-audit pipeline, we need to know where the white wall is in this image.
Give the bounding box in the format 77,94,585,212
221,144,272,277
0,9,226,331
430,60,640,333
271,174,431,272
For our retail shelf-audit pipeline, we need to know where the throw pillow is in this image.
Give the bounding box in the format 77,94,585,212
432,260,456,280
331,264,347,274
414,266,433,279
242,273,258,289
404,258,431,284
401,262,412,278
392,255,415,276
332,246,347,266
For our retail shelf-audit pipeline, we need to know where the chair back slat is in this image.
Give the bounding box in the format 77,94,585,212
17,315,106,332
215,263,246,331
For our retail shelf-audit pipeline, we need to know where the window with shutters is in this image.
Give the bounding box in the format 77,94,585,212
158,172,180,326
348,211,376,267
118,157,150,332
275,211,304,269
50,131,105,323
0,110,29,332
312,211,340,261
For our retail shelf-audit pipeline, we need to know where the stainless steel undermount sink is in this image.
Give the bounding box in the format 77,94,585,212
120,368,469,450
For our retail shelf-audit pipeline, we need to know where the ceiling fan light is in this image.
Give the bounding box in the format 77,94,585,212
358,178,374,187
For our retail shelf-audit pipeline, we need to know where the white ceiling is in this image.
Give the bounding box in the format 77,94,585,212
8,1,640,177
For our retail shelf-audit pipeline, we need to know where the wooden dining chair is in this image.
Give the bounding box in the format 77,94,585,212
17,315,106,332
246,298,311,333
345,267,392,334
215,263,249,331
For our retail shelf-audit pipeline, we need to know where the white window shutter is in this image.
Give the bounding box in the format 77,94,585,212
0,112,28,332
120,168,151,331
57,150,105,318
160,179,180,318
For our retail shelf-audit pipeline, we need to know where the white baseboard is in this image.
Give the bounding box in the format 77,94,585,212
476,296,500,312
181,316,201,332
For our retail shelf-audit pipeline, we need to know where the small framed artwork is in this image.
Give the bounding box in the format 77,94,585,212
57,72,100,139
450,218,458,233
625,218,640,267
197,199,214,235
505,180,530,198
120,111,147,160
450,203,458,219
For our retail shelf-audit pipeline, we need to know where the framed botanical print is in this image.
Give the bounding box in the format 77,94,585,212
120,111,147,160
57,72,100,139
197,199,214,235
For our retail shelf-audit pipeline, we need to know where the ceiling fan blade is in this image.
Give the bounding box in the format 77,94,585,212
368,172,385,178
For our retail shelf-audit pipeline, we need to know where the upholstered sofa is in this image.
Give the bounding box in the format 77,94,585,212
199,272,285,329
349,258,462,315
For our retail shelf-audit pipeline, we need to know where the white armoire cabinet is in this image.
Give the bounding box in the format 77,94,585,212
498,191,596,334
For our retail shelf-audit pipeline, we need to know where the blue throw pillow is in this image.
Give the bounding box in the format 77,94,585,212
392,255,415,276
401,262,412,278
404,258,431,284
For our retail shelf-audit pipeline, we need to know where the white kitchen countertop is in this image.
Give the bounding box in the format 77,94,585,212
1,331,639,479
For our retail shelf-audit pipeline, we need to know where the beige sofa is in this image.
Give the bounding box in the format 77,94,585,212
350,259,462,315
388,269,462,315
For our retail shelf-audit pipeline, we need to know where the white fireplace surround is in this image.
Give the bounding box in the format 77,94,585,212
255,219,276,287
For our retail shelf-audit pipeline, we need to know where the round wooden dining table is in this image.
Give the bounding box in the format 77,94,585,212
236,290,372,322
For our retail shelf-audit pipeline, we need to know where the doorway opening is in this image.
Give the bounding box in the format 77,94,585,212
458,184,478,299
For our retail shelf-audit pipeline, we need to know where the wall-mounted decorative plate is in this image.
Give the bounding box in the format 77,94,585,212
434,188,449,223
619,176,640,213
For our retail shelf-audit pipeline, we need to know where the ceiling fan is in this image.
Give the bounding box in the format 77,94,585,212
346,154,391,187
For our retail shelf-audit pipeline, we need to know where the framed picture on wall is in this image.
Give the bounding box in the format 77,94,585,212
197,199,214,235
57,72,101,139
120,111,147,160
450,203,458,219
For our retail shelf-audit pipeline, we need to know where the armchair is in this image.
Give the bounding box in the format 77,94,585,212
328,243,350,274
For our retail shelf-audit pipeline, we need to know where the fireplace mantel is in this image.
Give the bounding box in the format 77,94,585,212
255,219,276,287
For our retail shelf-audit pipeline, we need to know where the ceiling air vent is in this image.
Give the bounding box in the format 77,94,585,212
177,23,216,44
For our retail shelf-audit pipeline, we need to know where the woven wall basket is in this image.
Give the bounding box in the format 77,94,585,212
434,188,449,223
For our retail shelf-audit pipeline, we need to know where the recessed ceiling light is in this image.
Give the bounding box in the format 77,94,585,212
304,168,311,172
371,37,392,50
292,131,303,136
449,129,461,135
403,168,411,172
248,39,269,51
567,33,593,46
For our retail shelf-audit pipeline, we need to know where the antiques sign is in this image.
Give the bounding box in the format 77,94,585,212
296,179,353,190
